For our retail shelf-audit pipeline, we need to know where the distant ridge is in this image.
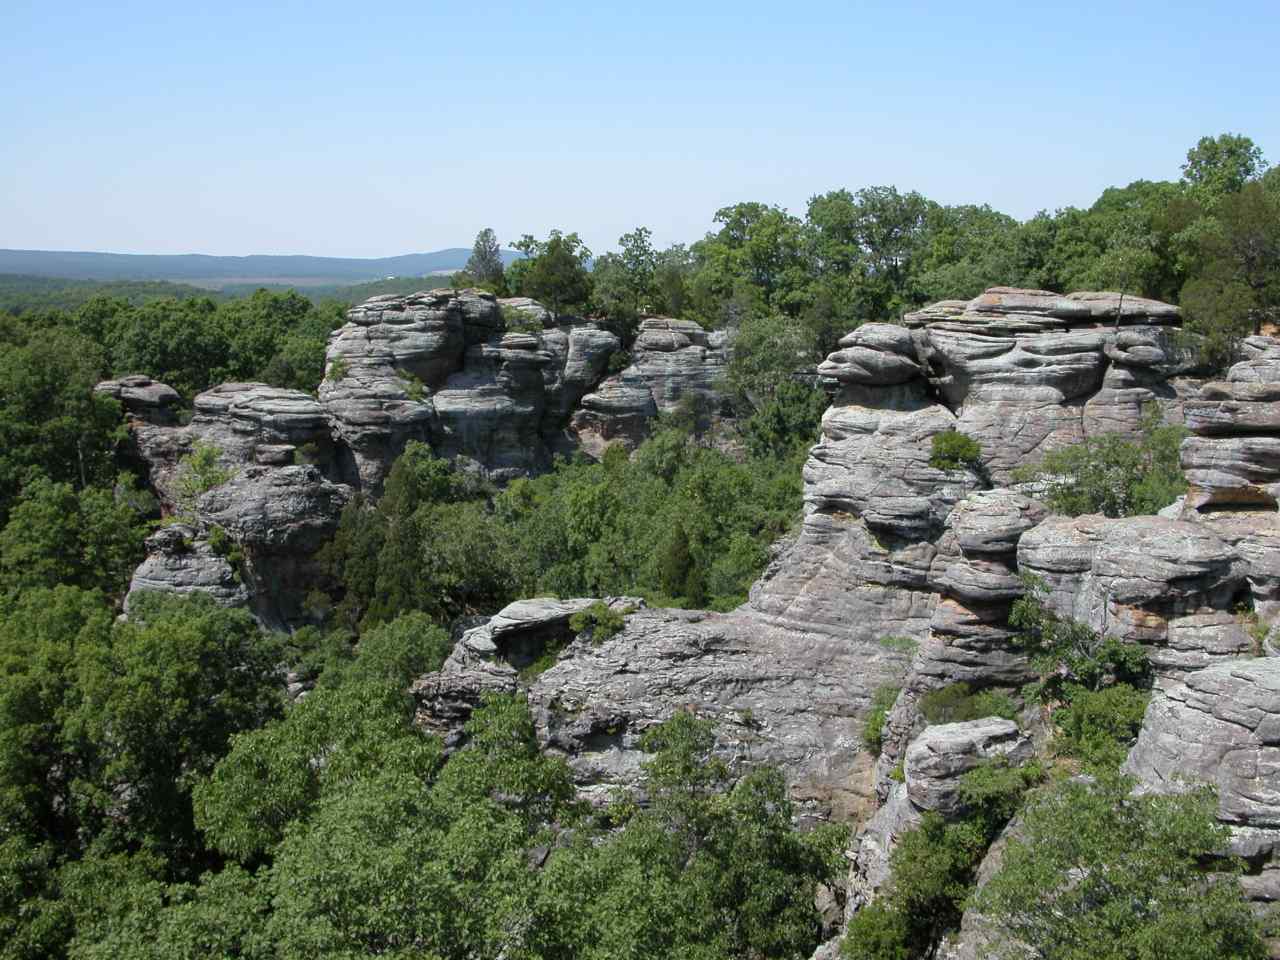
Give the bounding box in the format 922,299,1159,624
0,247,521,288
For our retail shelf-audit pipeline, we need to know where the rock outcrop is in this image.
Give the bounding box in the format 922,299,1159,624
1124,658,1280,911
124,465,350,629
412,288,1255,823
570,317,730,454
847,719,1032,912
416,597,910,821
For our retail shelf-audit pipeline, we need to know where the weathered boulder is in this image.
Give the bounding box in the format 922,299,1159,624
847,720,1032,911
124,524,249,614
1181,339,1280,511
1018,514,1250,688
319,290,501,491
413,597,644,745
430,333,556,482
121,382,338,509
94,374,181,425
817,323,923,387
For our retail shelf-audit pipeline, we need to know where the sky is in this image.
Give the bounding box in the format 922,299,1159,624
2,0,1277,259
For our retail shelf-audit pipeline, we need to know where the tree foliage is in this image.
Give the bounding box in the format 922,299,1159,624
976,775,1266,960
1011,410,1188,518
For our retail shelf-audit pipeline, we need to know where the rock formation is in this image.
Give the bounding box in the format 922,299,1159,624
107,291,739,621
570,317,731,454
111,284,1280,949
847,719,1032,910
409,287,1275,830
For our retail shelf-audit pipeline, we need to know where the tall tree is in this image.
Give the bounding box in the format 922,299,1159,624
1181,133,1269,202
463,227,506,288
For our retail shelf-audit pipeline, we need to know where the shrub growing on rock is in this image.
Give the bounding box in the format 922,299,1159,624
568,601,631,644
976,775,1267,960
919,682,1017,725
862,685,901,756
1011,409,1188,518
928,430,982,471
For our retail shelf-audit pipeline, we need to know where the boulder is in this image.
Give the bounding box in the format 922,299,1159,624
847,719,1032,910
124,524,249,614
94,375,181,425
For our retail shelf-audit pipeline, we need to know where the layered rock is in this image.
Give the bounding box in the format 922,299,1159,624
1124,658,1280,910
570,317,730,453
124,523,249,615
131,383,337,510
124,465,350,629
94,374,182,425
843,720,1032,933
1017,514,1252,688
416,598,911,821
1182,339,1280,512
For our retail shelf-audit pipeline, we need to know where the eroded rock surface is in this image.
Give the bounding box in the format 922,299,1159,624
1124,658,1280,913
570,317,730,454
845,720,1032,928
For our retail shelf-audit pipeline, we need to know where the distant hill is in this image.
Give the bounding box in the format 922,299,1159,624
0,247,521,289
0,274,225,314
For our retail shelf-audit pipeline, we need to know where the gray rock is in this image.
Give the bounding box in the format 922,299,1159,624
415,601,913,822
818,323,923,387
1125,658,1280,905
193,465,351,628
848,720,1032,911
95,375,181,425
124,524,249,614
568,318,730,454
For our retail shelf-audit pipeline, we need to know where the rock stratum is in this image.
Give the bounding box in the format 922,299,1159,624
111,286,1280,949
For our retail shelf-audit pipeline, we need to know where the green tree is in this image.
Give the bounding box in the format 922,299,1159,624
1181,133,1269,202
976,775,1266,960
511,230,593,315
0,477,147,598
464,227,507,289
1181,181,1280,364
0,328,122,520
1011,410,1188,517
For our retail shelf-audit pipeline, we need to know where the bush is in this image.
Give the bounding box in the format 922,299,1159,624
173,443,232,517
862,685,901,756
500,304,543,334
1011,408,1188,517
919,682,1017,725
568,601,632,644
1051,683,1150,771
976,775,1267,959
928,430,982,471
843,759,1040,959
325,357,349,381
1010,576,1151,703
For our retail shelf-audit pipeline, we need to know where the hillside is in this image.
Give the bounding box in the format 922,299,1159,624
0,246,520,288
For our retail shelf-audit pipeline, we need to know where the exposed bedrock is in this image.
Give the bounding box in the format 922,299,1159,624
415,598,912,821
826,719,1034,959
569,317,731,454
1182,337,1280,512
1124,658,1280,911
124,465,350,630
128,382,338,511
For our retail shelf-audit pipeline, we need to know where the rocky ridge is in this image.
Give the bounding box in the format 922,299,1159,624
110,285,1280,950
110,291,729,625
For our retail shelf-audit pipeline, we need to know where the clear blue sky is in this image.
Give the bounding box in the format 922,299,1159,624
2,0,1276,258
